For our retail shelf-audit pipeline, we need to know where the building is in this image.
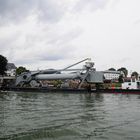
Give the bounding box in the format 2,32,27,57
6,63,16,76
0,76,16,88
104,71,120,80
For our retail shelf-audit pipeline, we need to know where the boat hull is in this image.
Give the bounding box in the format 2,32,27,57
1,87,140,94
96,89,140,94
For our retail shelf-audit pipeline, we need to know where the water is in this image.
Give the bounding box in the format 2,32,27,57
0,91,140,140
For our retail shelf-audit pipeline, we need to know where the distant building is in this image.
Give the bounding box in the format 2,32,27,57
6,63,16,76
104,71,120,80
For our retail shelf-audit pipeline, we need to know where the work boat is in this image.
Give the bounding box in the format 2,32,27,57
99,77,140,94
122,78,140,90
118,78,140,93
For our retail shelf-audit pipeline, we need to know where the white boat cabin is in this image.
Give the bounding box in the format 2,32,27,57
122,78,140,89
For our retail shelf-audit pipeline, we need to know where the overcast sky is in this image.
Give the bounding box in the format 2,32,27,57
0,0,140,74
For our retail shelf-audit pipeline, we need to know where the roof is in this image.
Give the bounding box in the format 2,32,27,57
6,63,16,70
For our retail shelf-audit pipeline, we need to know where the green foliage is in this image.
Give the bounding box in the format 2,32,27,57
108,68,116,71
117,67,128,77
118,75,124,83
131,71,139,79
0,55,8,75
16,66,29,75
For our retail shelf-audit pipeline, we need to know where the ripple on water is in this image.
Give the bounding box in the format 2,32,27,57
1,92,140,140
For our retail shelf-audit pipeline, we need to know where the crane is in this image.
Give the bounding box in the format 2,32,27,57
15,58,104,89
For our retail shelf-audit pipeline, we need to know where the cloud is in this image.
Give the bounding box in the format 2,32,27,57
0,0,68,25
47,28,83,45
0,0,140,73
74,0,109,12
0,0,34,24
0,0,110,25
37,0,66,23
134,19,140,25
0,17,82,67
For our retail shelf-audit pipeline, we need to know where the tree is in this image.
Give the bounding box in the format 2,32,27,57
131,71,139,80
118,74,124,83
108,68,116,71
117,67,128,77
16,66,29,75
0,55,8,76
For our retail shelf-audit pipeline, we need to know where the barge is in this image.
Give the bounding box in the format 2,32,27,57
1,87,140,94
1,58,140,94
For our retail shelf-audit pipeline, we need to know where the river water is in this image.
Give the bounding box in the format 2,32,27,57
0,91,140,140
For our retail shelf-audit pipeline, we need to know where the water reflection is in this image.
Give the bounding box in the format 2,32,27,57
1,91,140,140
79,93,106,129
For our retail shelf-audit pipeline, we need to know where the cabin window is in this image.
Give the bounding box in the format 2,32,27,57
124,79,131,82
128,83,131,86
132,79,135,82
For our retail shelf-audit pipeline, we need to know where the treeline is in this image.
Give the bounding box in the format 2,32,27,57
0,54,29,76
0,55,7,75
108,67,139,79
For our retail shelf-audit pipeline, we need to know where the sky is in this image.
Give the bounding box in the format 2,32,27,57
0,0,140,74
